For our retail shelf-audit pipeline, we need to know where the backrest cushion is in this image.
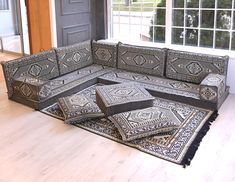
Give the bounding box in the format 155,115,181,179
166,49,229,84
1,49,59,98
117,43,166,77
92,41,117,68
55,40,93,75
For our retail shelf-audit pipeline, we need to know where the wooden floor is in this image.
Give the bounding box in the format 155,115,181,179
0,54,235,182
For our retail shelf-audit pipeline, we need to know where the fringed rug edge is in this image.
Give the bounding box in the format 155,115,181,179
180,110,219,167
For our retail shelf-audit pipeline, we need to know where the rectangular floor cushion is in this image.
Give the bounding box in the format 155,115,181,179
108,106,180,141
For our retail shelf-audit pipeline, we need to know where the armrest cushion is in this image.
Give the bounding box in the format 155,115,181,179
199,74,226,102
12,76,51,101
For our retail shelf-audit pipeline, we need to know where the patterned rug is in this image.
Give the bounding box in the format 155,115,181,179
41,84,218,167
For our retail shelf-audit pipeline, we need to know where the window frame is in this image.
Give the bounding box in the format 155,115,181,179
108,0,235,58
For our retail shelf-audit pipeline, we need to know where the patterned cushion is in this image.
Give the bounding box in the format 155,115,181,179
1,49,59,98
92,41,117,67
49,65,113,98
117,43,166,76
166,49,229,84
49,64,109,90
108,107,180,141
58,94,104,124
98,69,200,99
96,83,154,116
199,73,226,102
12,76,51,101
55,40,93,75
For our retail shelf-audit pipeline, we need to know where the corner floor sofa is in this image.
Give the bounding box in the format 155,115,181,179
1,40,229,110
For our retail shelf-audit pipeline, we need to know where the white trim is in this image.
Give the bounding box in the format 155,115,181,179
183,0,186,45
49,0,57,47
229,0,234,50
107,0,112,39
198,0,201,47
213,0,218,48
165,0,172,46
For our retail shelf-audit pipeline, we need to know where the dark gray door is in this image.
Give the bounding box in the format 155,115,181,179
55,0,106,47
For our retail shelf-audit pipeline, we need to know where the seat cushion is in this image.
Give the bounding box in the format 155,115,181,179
166,49,229,84
92,41,117,68
98,69,200,99
58,94,104,124
55,40,93,75
48,64,114,98
50,64,108,90
117,43,167,77
96,83,154,116
108,107,180,141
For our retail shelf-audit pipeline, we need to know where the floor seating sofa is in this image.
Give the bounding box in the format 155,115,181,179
1,40,229,110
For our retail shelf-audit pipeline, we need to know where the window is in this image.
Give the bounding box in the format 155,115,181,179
111,0,165,42
0,0,9,10
110,0,235,52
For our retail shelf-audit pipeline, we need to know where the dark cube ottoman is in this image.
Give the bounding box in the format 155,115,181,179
95,83,154,116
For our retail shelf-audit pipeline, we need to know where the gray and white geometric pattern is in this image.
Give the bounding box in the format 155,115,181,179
1,49,59,98
118,43,166,76
12,76,51,101
95,48,112,61
109,106,180,141
186,62,203,75
200,87,217,101
19,83,32,97
96,83,154,116
55,40,93,75
166,49,228,84
41,84,216,166
92,41,117,68
98,70,200,99
200,73,226,102
58,94,104,124
28,64,43,77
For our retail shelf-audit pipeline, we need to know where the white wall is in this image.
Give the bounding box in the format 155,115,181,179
0,1,15,35
227,59,235,94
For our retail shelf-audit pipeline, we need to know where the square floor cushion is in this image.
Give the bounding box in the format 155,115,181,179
96,83,154,116
108,107,180,141
58,94,104,124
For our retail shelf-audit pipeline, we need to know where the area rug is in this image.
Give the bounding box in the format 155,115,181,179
41,84,218,167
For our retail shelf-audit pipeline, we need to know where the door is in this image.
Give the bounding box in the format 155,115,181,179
25,0,52,54
55,0,106,47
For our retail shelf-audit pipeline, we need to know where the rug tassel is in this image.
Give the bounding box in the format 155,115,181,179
181,110,218,168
